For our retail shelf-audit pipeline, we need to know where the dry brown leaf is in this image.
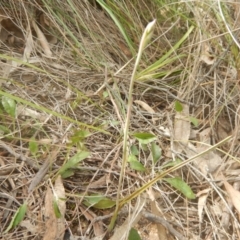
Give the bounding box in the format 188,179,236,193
200,44,215,65
88,175,106,189
134,100,155,114
110,197,145,240
148,224,162,240
20,220,37,234
118,41,132,58
31,20,52,57
184,128,223,175
16,105,48,121
2,59,20,79
196,188,210,223
233,0,240,23
79,206,104,237
54,176,66,217
134,100,157,124
146,188,169,240
43,187,58,240
223,180,240,214
174,104,190,153
39,13,51,27
150,201,168,240
23,24,33,61
43,177,66,240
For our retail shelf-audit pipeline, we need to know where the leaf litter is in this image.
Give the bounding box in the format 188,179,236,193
1,1,240,239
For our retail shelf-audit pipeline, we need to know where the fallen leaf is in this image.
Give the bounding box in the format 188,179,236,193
134,100,157,124
134,100,155,114
200,44,215,65
54,176,66,218
184,128,223,175
31,20,52,57
196,188,210,222
79,206,104,237
149,188,168,240
23,24,33,61
109,196,145,240
43,177,66,240
20,220,37,234
174,104,190,153
43,187,58,240
223,180,240,214
16,105,48,121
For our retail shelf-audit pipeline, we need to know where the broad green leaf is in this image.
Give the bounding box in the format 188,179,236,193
128,228,141,240
83,195,115,209
133,132,156,144
59,151,90,175
162,159,182,169
29,139,38,155
190,116,199,127
175,101,183,112
91,198,116,209
4,202,27,233
53,199,62,218
61,169,74,178
2,96,16,117
130,145,139,156
128,155,146,172
151,142,161,164
164,177,195,199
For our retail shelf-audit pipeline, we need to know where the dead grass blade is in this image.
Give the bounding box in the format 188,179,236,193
31,20,52,57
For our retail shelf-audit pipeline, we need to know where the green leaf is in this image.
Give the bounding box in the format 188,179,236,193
103,91,109,98
137,26,194,81
61,169,74,178
164,177,195,199
2,96,16,117
151,142,161,164
162,159,182,169
190,116,199,127
128,228,141,240
133,132,156,144
128,155,146,172
130,145,139,156
96,0,135,54
4,202,27,233
175,101,183,112
70,130,91,144
59,151,90,175
83,195,115,209
0,124,10,134
29,139,38,155
53,199,62,218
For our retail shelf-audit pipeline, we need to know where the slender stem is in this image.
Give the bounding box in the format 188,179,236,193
108,19,156,231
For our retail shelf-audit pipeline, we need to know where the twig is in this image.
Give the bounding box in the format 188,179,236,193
0,140,39,170
142,211,186,240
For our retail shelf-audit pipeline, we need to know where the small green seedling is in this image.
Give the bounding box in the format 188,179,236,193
4,202,27,233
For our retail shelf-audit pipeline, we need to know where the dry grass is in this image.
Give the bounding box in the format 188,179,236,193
0,0,240,239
